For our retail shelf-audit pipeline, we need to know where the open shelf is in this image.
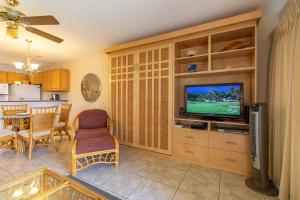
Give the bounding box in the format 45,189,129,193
211,46,255,71
175,37,208,58
211,27,255,53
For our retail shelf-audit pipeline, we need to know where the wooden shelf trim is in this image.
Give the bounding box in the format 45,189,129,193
175,54,208,61
174,67,255,77
105,10,262,53
211,47,255,58
174,117,249,126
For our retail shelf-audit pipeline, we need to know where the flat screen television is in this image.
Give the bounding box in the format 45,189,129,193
185,83,244,119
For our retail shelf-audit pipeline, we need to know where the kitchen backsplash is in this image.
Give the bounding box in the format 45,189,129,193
42,92,68,100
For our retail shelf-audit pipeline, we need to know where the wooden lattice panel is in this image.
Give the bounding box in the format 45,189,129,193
127,81,134,144
160,78,169,150
153,79,159,148
136,45,172,153
147,79,153,147
117,81,121,140
110,45,172,154
122,81,126,142
110,53,135,145
139,79,146,146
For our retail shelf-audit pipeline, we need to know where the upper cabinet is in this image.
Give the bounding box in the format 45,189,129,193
7,72,27,84
42,68,70,92
0,71,8,83
60,69,70,91
28,72,43,85
0,68,70,92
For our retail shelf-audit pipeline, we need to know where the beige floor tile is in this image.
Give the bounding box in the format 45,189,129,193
179,173,219,200
158,157,191,171
0,167,13,184
121,159,160,178
219,182,264,200
101,170,146,198
188,164,220,181
173,190,209,200
221,171,248,186
149,165,186,187
128,179,176,200
77,164,121,186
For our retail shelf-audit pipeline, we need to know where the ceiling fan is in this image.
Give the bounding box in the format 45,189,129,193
0,0,63,43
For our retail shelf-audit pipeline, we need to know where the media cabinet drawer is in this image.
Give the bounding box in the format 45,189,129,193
173,127,209,146
209,132,250,154
209,149,251,174
173,142,209,165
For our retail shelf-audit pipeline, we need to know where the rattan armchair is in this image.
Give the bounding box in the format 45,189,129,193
0,104,28,151
17,106,58,160
54,104,72,141
71,109,119,176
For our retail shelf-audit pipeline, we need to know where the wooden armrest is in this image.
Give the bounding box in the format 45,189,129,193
107,118,114,135
71,116,79,140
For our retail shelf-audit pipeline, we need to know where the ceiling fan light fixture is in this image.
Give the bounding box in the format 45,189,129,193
6,24,19,39
7,0,19,7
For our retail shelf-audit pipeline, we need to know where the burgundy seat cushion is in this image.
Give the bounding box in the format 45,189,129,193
75,128,110,140
76,136,115,154
78,109,108,129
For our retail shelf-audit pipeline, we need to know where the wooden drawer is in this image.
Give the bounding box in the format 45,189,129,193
209,148,251,175
173,142,209,165
209,132,250,154
173,127,209,147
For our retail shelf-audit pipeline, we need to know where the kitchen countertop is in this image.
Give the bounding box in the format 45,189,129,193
0,100,68,102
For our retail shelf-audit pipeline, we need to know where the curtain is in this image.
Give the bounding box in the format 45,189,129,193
269,0,300,199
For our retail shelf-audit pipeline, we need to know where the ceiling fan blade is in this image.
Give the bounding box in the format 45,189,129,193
21,15,59,25
25,26,63,43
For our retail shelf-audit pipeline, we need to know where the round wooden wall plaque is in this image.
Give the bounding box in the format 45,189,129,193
81,73,101,102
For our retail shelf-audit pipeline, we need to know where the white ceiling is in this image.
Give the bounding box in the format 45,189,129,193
0,0,268,68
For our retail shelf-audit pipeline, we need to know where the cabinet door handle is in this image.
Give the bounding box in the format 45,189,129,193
185,150,194,154
225,141,237,145
226,158,237,162
185,135,194,139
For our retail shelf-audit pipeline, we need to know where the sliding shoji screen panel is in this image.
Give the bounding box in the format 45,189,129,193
110,53,134,145
137,44,173,154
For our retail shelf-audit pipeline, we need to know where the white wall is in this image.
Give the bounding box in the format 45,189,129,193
59,52,109,122
257,0,287,102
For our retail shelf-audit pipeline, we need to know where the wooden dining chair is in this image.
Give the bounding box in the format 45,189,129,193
0,104,28,151
1,104,28,130
54,104,72,141
17,106,58,160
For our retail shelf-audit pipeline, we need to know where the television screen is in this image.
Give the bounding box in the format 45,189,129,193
185,83,243,118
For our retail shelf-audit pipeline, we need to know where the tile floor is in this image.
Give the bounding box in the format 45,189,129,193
0,139,278,200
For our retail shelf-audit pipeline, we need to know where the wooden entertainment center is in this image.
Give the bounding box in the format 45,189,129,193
106,10,261,176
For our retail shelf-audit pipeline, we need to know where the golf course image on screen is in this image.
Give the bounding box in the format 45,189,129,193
186,84,241,116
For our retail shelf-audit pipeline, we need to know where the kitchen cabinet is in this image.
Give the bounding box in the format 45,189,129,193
0,71,8,83
42,68,70,92
28,72,42,84
7,72,27,84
